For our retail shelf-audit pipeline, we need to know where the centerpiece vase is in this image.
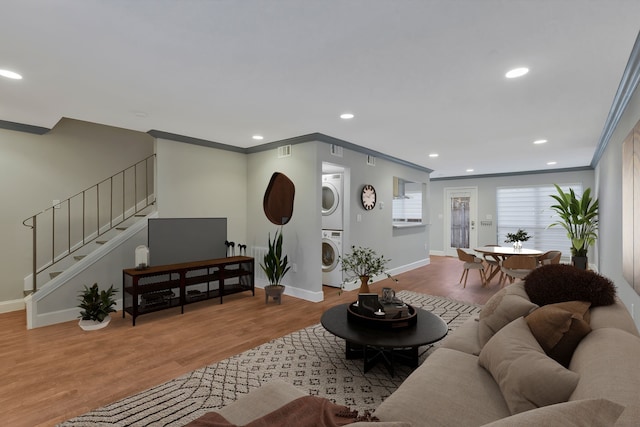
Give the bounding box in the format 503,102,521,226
359,275,371,294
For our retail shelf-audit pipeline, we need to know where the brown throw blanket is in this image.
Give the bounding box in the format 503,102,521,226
186,395,377,427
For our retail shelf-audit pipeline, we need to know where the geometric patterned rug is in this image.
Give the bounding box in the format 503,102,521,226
59,291,481,426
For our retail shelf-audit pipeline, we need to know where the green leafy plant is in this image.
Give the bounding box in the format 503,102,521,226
340,246,397,285
548,184,599,257
504,228,532,243
78,283,117,322
260,228,291,286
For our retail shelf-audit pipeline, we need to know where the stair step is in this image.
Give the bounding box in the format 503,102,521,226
96,240,108,245
116,226,128,231
74,255,86,261
49,271,62,279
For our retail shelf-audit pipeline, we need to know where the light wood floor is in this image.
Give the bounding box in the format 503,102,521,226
0,255,499,427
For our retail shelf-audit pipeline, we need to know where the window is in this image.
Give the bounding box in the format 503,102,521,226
392,177,424,226
496,183,583,260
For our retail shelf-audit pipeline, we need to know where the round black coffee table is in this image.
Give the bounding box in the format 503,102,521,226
321,303,448,376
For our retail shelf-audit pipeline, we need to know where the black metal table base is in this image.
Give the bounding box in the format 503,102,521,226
346,341,420,376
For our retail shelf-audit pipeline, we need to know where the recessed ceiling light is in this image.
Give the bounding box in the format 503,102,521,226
252,135,264,140
429,153,439,158
466,168,474,173
505,67,529,79
0,69,22,79
533,139,548,145
547,161,557,165
340,113,354,120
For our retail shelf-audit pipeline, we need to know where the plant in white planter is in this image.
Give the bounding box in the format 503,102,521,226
78,283,117,330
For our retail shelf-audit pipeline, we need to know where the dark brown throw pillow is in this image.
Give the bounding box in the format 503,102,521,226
525,300,592,367
524,264,616,307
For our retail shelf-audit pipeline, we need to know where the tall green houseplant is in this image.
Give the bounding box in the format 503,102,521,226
260,228,291,287
548,184,599,269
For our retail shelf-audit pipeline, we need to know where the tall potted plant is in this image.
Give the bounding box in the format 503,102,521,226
77,283,117,330
340,246,396,294
260,228,290,303
549,184,599,269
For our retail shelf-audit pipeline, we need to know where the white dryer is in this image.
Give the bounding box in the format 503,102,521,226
322,173,343,230
322,229,343,287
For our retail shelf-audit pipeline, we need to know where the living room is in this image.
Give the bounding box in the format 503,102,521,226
1,1,640,425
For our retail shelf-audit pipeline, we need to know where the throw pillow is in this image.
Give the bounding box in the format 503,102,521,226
478,281,538,347
524,264,616,307
478,317,580,415
480,399,625,427
525,301,592,367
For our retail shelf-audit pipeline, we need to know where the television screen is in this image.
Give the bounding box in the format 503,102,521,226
147,217,227,266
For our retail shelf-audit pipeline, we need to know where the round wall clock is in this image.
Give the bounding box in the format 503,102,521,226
361,184,377,210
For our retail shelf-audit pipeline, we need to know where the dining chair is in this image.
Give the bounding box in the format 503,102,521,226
456,248,487,288
537,250,562,266
499,255,538,286
480,244,503,284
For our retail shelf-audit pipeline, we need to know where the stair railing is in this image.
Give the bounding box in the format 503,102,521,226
22,154,156,293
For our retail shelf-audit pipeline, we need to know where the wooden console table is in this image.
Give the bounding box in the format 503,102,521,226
122,256,254,325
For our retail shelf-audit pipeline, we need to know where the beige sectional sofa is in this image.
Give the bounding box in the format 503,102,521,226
196,278,640,426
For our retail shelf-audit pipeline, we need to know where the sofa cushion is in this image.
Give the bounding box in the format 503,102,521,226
525,300,591,367
440,315,482,355
375,348,510,426
524,264,616,307
478,281,538,347
478,317,580,415
480,398,625,427
569,328,640,408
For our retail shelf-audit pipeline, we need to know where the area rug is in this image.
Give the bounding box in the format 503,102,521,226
59,291,481,427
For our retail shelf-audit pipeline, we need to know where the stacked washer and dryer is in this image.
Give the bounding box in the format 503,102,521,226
321,173,344,287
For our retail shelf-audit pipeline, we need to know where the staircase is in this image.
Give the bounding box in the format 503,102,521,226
22,154,156,295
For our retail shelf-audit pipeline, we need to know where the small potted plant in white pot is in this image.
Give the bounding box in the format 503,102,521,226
504,228,532,250
260,228,291,304
78,283,117,331
340,246,396,294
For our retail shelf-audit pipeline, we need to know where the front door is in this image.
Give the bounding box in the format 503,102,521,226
444,187,478,256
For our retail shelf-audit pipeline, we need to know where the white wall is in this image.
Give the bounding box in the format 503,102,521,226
155,139,248,244
595,81,640,328
0,118,153,309
246,140,430,302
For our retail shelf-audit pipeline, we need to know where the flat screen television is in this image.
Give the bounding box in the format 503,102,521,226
147,217,227,266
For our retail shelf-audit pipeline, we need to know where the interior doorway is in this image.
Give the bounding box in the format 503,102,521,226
444,187,478,256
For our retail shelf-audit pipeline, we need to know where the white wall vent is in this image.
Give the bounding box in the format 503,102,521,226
278,145,292,158
330,144,343,157
366,155,376,166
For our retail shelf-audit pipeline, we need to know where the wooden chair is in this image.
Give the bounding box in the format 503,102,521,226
481,244,503,284
537,250,562,266
499,255,538,286
456,248,487,288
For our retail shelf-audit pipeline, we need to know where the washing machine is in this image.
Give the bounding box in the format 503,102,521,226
322,229,343,287
322,173,343,230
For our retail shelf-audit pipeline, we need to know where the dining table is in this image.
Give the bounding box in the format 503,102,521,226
473,246,543,285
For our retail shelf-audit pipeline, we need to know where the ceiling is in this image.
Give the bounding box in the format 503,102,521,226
1,1,639,178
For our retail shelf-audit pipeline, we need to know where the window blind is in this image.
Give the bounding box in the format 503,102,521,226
496,183,582,260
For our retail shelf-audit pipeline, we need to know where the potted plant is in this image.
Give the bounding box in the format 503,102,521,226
78,283,117,330
260,228,290,303
549,184,599,269
504,228,532,249
340,246,396,294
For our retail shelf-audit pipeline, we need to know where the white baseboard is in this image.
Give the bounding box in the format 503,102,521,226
429,250,446,256
0,298,25,314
